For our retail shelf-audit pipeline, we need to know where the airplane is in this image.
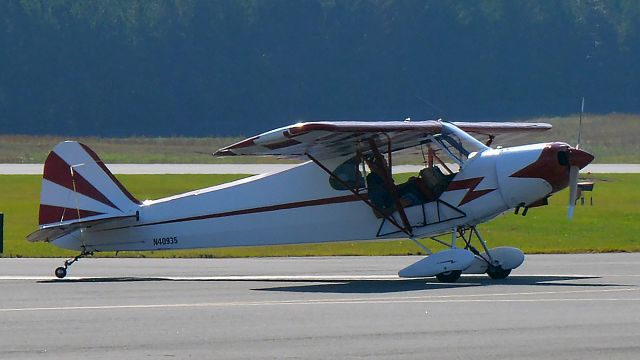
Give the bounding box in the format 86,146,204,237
27,120,594,281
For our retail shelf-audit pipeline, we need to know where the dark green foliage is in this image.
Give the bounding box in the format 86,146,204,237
1,0,638,136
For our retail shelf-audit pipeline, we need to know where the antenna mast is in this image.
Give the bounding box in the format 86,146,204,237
577,97,584,149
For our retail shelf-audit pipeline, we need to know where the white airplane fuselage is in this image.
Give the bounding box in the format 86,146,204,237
52,141,588,252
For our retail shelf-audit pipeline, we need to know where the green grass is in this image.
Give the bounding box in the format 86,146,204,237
1,113,640,163
0,135,297,164
478,174,640,253
515,113,640,164
1,173,638,258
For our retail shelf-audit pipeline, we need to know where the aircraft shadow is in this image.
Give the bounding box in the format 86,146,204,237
254,275,623,294
37,275,629,294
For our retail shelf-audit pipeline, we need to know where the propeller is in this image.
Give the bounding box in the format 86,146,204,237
576,97,584,149
568,165,579,220
568,97,586,220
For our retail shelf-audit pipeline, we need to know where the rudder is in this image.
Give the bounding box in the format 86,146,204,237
39,141,140,226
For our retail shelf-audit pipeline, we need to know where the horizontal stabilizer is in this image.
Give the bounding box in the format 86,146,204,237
27,213,138,243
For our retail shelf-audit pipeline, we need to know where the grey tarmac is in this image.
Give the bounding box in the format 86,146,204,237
0,254,639,359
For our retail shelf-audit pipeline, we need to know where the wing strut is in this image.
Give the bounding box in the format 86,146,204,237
428,146,454,174
367,138,414,236
305,153,412,237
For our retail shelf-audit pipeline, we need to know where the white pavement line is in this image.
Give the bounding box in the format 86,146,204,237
0,288,637,313
0,276,54,281
0,275,401,281
293,288,640,302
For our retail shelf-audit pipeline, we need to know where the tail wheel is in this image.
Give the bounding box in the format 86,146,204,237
54,267,67,279
436,270,462,283
487,266,511,280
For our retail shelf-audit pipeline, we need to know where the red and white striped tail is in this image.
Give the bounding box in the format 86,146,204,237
38,141,140,226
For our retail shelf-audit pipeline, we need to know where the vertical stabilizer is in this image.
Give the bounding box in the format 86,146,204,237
38,141,140,226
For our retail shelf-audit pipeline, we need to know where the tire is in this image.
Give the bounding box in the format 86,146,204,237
436,270,462,283
55,267,67,279
486,266,511,280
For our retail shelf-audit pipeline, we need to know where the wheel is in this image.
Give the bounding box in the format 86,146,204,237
435,270,462,283
54,267,67,279
486,266,511,280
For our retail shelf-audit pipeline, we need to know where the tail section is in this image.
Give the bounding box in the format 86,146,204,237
38,141,140,227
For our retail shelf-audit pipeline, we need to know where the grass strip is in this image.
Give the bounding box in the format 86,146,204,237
0,173,638,258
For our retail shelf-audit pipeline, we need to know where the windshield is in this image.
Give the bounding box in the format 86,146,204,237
433,122,488,164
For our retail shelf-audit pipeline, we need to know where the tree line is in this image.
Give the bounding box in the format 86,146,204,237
1,0,638,136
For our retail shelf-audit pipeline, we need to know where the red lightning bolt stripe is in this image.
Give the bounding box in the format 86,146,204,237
446,177,496,206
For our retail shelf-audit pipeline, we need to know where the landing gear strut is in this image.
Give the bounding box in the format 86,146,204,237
54,249,94,279
459,226,523,279
401,226,523,282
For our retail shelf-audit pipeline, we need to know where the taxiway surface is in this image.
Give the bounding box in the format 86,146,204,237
0,254,638,359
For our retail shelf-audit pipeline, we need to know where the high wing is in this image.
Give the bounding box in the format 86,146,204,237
453,121,553,147
214,120,551,160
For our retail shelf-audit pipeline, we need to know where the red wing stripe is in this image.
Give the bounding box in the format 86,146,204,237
287,121,443,136
39,204,105,225
225,136,258,150
44,151,119,210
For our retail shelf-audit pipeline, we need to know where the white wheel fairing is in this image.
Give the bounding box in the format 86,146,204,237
462,255,490,274
486,247,525,270
398,249,475,278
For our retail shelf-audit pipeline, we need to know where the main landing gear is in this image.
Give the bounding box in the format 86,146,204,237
54,249,94,279
486,265,511,280
435,270,462,283
399,225,524,282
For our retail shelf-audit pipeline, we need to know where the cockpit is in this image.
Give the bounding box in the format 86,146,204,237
328,122,488,217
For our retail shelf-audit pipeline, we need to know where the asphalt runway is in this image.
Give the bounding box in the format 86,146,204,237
0,254,639,359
